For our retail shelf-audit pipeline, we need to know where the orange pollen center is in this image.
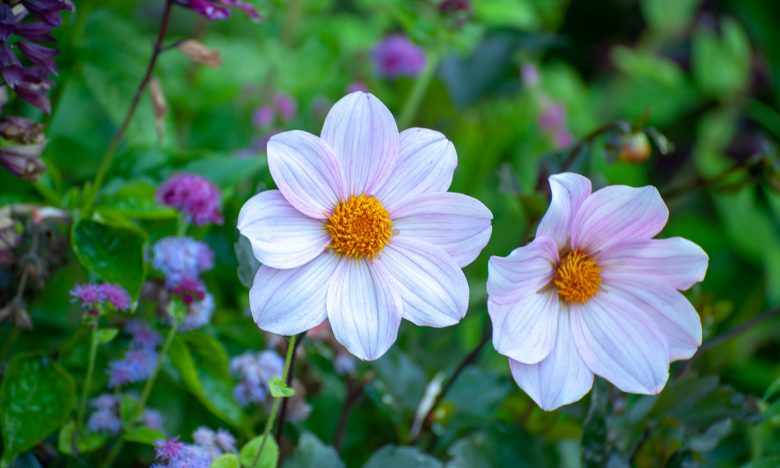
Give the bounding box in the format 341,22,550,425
325,194,393,259
553,249,602,304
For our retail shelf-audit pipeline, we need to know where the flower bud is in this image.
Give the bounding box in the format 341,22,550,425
177,39,222,68
618,132,652,163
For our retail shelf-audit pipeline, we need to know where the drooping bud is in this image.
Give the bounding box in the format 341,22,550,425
618,132,652,163
177,39,222,68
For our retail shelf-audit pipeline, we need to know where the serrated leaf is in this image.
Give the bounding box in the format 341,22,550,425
71,219,146,300
58,420,107,455
0,354,76,464
268,377,294,398
239,435,278,468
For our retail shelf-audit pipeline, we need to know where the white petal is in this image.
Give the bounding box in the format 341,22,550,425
604,280,702,361
509,309,594,411
249,252,339,336
327,258,403,361
376,128,457,210
536,173,592,248
267,130,346,218
598,237,708,290
391,192,492,267
570,294,670,394
321,92,400,195
487,236,559,305
571,185,669,253
237,190,329,269
379,237,468,328
488,291,560,364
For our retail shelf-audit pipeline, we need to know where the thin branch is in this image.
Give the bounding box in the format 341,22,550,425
275,331,306,444
334,376,366,453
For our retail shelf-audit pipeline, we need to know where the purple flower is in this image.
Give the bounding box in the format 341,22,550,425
193,427,215,448
0,140,46,179
152,236,214,286
274,93,297,121
143,408,164,430
253,105,274,127
175,0,259,22
538,101,566,132
100,283,131,311
180,292,214,332
155,437,186,461
521,63,539,87
87,409,122,434
0,116,45,144
230,350,284,407
107,348,158,388
154,436,212,468
171,278,206,305
373,35,426,78
126,320,162,349
156,173,223,226
346,82,368,93
70,283,105,309
19,0,74,27
214,429,236,453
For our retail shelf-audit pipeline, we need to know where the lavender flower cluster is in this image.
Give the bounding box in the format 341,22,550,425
107,321,161,388
0,0,73,112
153,427,236,468
229,350,284,407
70,283,132,314
372,34,426,78
87,393,163,435
156,173,223,227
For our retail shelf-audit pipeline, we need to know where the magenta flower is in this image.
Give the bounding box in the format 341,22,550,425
100,283,131,311
171,277,206,305
486,173,708,410
238,92,492,360
274,93,297,121
373,35,426,78
156,173,223,226
174,0,259,21
70,283,105,309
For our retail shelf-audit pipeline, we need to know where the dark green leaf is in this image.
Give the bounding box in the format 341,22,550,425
0,354,76,464
180,155,267,188
97,180,177,220
363,446,442,468
239,435,279,468
235,235,261,289
446,422,561,468
283,432,344,468
71,219,146,299
119,395,141,427
57,420,107,455
123,426,166,446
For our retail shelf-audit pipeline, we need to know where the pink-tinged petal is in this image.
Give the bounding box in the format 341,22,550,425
379,237,467,327
376,128,457,210
536,173,592,248
237,190,329,269
327,258,403,361
509,309,594,411
603,280,702,361
249,252,339,335
488,291,559,364
571,185,669,253
392,192,492,267
267,130,346,218
321,92,400,195
487,236,559,305
598,237,708,290
570,294,670,394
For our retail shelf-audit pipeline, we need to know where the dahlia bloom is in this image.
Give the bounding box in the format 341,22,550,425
486,173,708,410
238,91,492,360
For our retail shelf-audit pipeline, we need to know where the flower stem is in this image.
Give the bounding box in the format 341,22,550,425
397,51,440,129
252,334,297,468
100,319,180,468
274,331,306,443
82,0,175,215
74,325,99,451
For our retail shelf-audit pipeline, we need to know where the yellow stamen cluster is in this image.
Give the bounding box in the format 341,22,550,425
325,194,393,259
554,249,602,304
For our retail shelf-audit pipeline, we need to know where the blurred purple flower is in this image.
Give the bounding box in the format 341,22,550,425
87,409,122,434
175,0,259,22
521,63,539,87
311,96,331,119
179,292,214,332
155,437,186,461
154,433,217,468
373,34,426,78
346,82,367,93
538,102,566,132
0,140,46,179
214,429,236,453
152,236,214,286
143,408,164,430
70,283,105,309
156,173,223,226
252,105,274,127
100,283,132,311
274,93,297,121
126,320,162,349
229,350,284,407
107,347,158,388
20,0,74,27
171,277,206,305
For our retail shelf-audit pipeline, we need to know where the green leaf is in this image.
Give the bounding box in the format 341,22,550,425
168,333,249,433
181,155,267,188
363,446,442,468
239,436,279,468
57,420,107,455
235,235,261,289
123,426,166,446
641,0,700,36
96,328,119,344
119,395,141,427
446,422,560,468
211,453,241,468
282,432,344,468
96,180,178,220
71,219,146,299
692,17,751,99
0,354,76,464
764,377,780,401
369,349,426,429
268,377,294,398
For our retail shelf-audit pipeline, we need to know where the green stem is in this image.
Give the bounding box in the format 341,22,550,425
397,51,441,129
252,335,296,468
100,320,180,468
74,325,99,449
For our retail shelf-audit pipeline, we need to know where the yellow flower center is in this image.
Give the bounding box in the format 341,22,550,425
554,249,601,304
325,194,393,259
